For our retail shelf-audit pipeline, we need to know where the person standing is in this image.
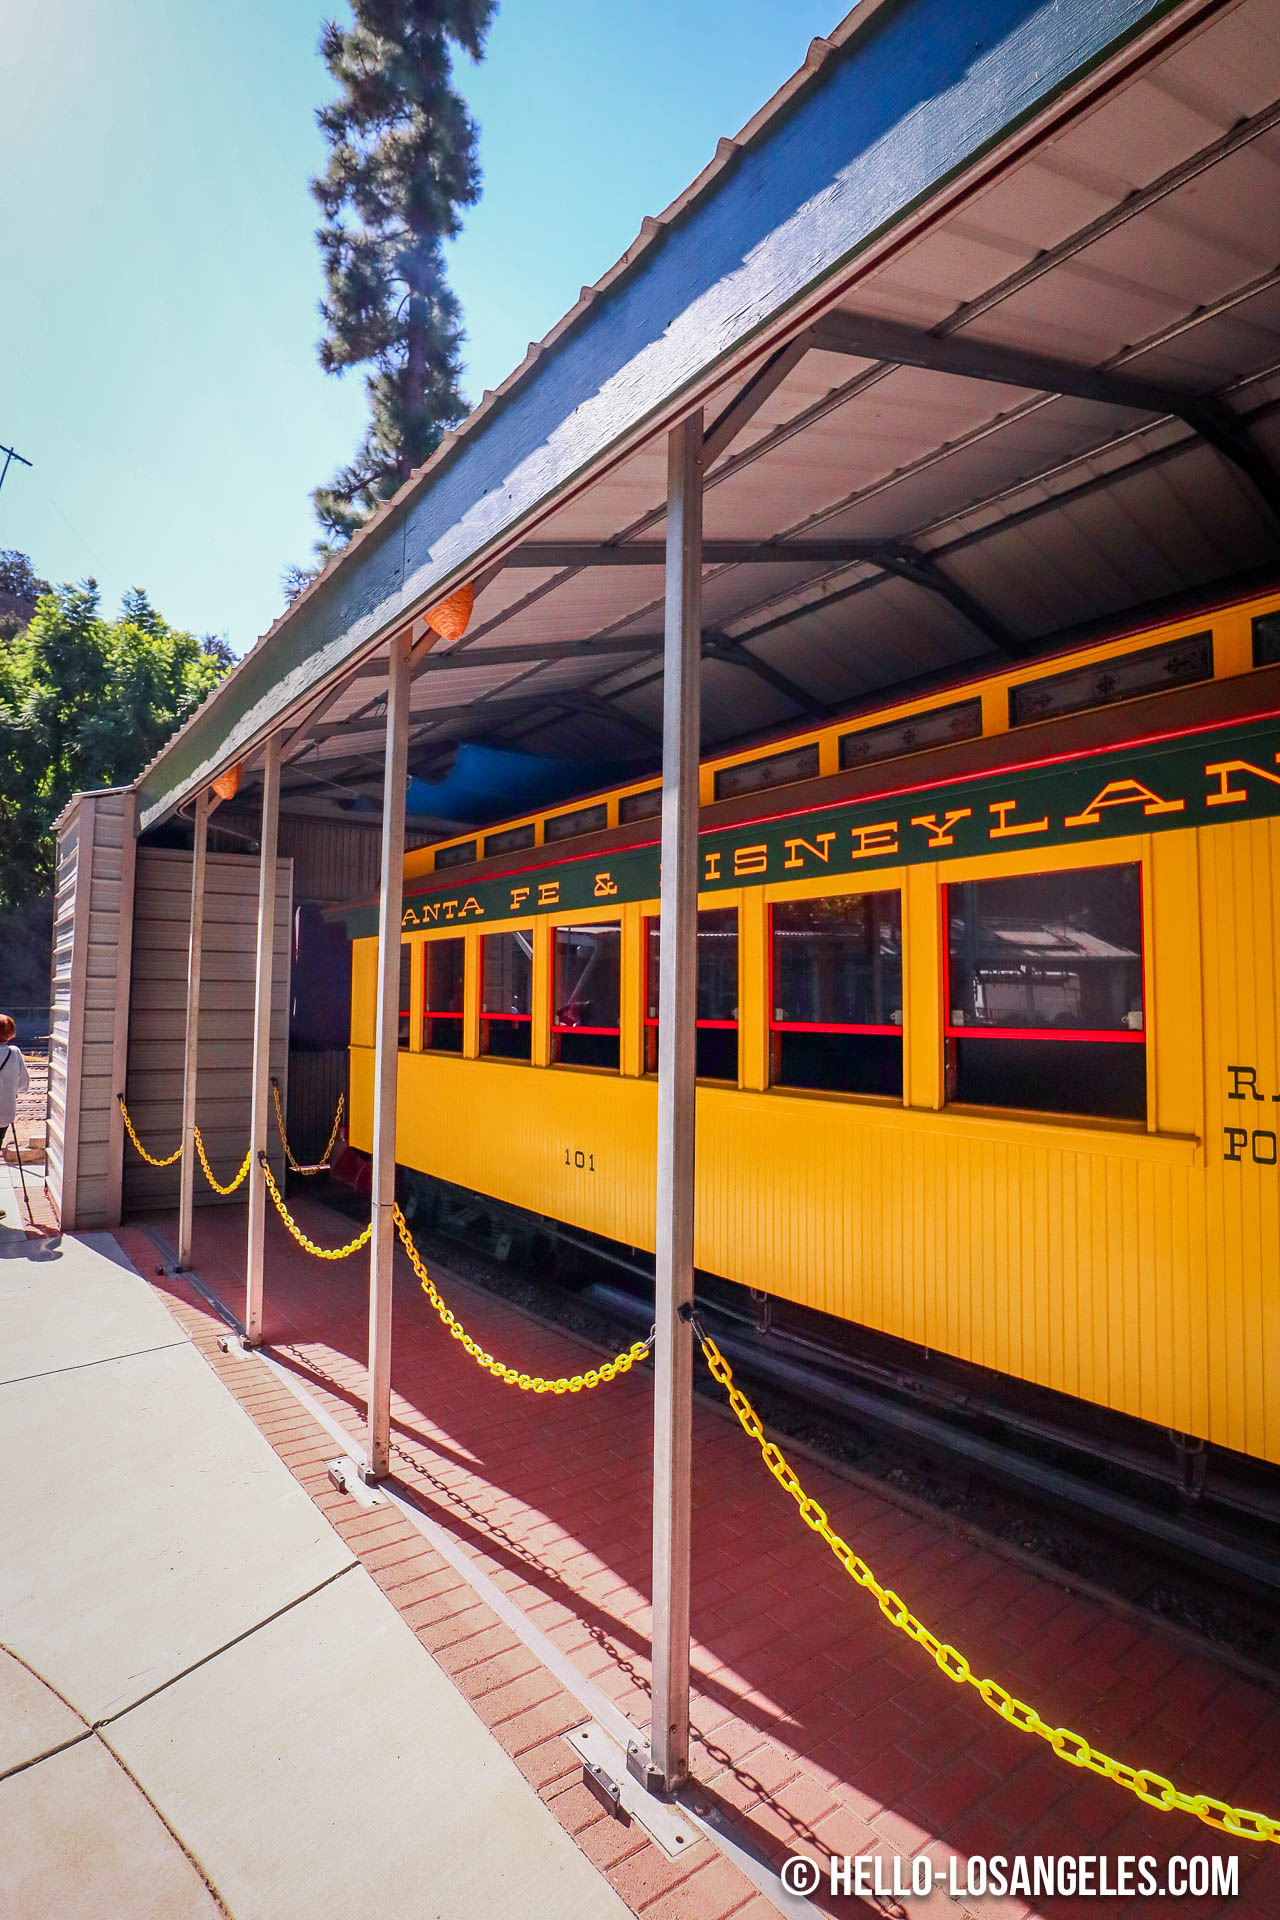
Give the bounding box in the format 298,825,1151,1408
0,1016,30,1220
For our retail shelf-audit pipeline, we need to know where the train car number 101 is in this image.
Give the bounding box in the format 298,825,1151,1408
564,1149,596,1172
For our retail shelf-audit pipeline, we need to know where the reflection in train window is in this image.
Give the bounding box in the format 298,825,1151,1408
644,908,738,1081
770,894,903,1097
552,923,621,1069
423,937,465,1053
945,864,1145,1120
480,930,533,1061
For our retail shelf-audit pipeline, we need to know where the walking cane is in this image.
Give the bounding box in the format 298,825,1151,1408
9,1127,34,1227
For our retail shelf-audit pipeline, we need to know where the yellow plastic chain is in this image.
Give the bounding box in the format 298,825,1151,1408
258,1154,372,1259
117,1094,182,1167
193,1127,253,1195
392,1204,654,1393
695,1326,1280,1848
271,1079,344,1175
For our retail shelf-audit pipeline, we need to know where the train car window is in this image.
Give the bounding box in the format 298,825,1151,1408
422,937,465,1053
1009,633,1211,727
644,908,739,1081
545,803,608,843
398,943,412,1049
945,864,1145,1121
480,931,533,1061
838,698,982,771
484,822,536,856
619,787,661,824
552,923,621,1068
770,894,903,1097
714,742,819,801
434,839,478,870
1253,611,1280,666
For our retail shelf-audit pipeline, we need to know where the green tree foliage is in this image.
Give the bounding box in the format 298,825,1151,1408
307,0,496,557
0,575,230,908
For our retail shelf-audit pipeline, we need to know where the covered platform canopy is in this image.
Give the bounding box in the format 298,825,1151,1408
53,0,1280,1804
133,0,1280,832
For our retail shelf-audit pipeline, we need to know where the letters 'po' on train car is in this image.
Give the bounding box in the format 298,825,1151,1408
335,585,1280,1470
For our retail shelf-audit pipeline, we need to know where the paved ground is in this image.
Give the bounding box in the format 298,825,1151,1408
0,1162,632,1920
112,1188,1280,1920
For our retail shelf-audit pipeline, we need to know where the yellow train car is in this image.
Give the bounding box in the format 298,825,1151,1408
339,585,1280,1468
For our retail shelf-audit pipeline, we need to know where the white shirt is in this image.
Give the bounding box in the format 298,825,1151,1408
0,1045,30,1127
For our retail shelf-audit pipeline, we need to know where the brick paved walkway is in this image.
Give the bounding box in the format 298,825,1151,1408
116,1195,1280,1920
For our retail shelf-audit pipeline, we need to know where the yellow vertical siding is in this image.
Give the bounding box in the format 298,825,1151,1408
463,935,480,1058
1198,819,1280,1461
620,903,644,1078
408,940,424,1052
904,865,943,1111
351,940,376,1047
531,921,551,1068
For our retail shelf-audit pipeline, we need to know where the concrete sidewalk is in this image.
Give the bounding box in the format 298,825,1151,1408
0,1164,630,1920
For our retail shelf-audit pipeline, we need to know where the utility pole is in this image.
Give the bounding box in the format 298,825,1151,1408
0,444,31,499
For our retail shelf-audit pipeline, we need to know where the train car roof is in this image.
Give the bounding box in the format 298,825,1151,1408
131,0,1280,836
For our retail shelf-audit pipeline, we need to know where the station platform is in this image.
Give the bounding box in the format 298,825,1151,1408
106,1189,1280,1920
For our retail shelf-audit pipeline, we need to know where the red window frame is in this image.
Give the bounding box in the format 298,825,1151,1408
767,894,905,1041
421,935,465,1053
550,921,622,1059
941,866,1146,1047
479,930,533,1055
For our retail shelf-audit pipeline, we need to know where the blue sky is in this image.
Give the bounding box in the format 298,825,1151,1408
1,0,842,654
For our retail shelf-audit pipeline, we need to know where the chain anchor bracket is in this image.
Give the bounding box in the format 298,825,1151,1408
625,1741,665,1797
566,1724,697,1857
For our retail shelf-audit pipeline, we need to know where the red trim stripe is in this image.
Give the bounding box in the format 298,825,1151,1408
770,1020,903,1036
945,1024,1143,1044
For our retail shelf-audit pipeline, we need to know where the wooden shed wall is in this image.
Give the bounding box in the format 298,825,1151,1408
277,817,384,903
46,811,82,1221
47,791,137,1230
122,846,291,1212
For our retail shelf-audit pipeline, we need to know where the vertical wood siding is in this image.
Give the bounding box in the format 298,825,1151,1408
47,793,139,1229
45,813,82,1221
122,847,292,1212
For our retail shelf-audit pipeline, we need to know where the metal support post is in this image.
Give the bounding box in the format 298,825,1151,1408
650,413,703,1791
364,630,412,1480
177,790,213,1269
245,736,282,1344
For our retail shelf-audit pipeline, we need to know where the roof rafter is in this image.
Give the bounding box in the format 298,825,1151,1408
811,309,1215,415
701,634,830,717
701,334,815,468
811,310,1280,528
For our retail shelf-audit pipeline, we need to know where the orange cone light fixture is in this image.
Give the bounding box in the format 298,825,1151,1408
424,581,475,642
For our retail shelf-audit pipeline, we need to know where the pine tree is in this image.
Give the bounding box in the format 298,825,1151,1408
308,0,496,556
